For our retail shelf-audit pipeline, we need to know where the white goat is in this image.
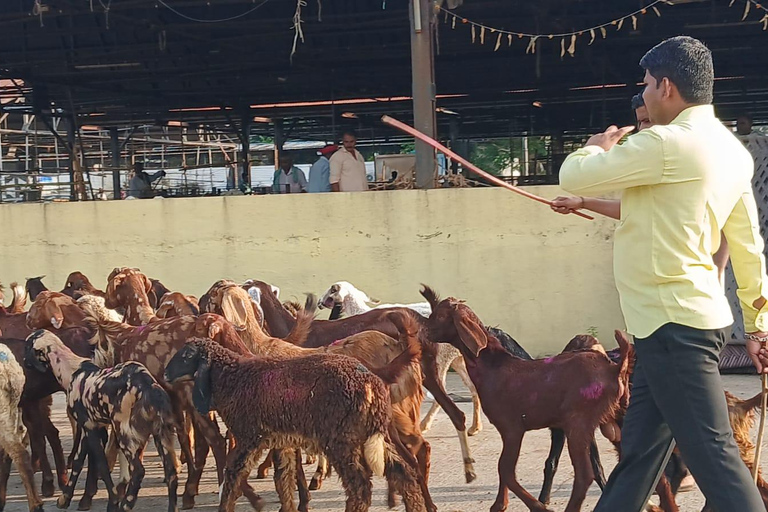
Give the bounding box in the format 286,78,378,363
319,281,483,436
0,344,44,512
76,295,123,323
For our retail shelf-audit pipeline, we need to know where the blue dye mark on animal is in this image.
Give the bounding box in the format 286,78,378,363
0,352,9,363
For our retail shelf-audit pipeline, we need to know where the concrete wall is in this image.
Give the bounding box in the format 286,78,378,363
0,187,624,356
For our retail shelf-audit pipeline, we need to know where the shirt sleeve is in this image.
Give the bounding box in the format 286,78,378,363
722,190,768,332
559,130,666,196
329,155,342,184
148,172,164,183
298,169,308,191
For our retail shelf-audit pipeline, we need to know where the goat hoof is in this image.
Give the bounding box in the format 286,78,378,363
246,495,265,512
42,479,55,498
116,483,127,500
76,495,93,511
181,493,195,510
304,454,316,465
255,468,269,479
309,477,322,491
419,421,432,433
32,506,45,512
387,492,399,509
57,495,72,509
464,470,477,483
468,426,482,436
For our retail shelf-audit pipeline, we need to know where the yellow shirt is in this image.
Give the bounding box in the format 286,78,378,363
560,105,768,338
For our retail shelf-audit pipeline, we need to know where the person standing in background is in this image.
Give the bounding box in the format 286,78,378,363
273,154,307,194
308,145,338,193
330,131,368,192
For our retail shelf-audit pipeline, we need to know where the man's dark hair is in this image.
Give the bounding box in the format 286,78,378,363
342,130,357,139
631,93,645,111
738,113,753,123
639,36,714,105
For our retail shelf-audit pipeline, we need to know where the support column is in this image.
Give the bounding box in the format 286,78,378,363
240,113,252,191
410,0,437,189
65,117,76,201
109,128,121,199
274,118,285,169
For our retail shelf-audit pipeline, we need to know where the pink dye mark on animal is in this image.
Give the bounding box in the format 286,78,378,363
330,339,344,347
135,325,148,334
261,370,281,386
543,357,555,364
580,382,604,400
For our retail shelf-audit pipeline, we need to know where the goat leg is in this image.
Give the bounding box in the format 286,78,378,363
309,454,329,490
295,449,311,512
539,428,565,505
58,432,88,510
450,355,483,436
256,449,273,479
589,437,607,490
421,347,476,483
0,451,11,511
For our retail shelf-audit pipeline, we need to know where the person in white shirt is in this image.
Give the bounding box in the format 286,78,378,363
330,131,368,192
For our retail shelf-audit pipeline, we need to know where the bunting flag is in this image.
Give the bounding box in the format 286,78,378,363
440,0,768,57
729,0,768,29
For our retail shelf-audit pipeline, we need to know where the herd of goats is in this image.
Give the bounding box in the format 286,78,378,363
0,271,765,512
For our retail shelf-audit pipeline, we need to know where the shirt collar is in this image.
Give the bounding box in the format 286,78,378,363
670,104,715,125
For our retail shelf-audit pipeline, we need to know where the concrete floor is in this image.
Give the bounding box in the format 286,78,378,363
2,373,764,512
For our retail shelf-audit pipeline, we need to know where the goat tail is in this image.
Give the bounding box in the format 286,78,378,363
363,433,386,477
284,294,316,346
613,330,633,405
735,391,764,418
370,324,421,386
383,424,429,512
9,282,27,314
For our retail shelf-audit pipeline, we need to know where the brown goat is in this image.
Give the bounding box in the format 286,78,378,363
246,279,479,483
86,310,305,509
421,287,630,512
26,292,87,330
155,292,200,319
203,281,433,509
61,272,106,300
105,268,156,326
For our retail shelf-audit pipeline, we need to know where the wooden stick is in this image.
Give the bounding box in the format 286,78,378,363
754,369,767,483
381,115,594,221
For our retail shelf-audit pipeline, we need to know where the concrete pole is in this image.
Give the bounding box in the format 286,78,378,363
66,117,76,201
110,128,121,199
240,113,252,189
410,0,437,189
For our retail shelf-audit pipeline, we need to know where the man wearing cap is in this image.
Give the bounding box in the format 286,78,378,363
308,145,338,193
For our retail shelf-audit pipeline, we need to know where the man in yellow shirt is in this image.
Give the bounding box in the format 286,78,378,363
560,36,768,511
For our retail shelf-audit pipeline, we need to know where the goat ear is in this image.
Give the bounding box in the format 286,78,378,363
453,309,488,357
192,358,212,415
271,285,280,299
220,290,249,330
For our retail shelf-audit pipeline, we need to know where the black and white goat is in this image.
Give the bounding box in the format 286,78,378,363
24,330,178,512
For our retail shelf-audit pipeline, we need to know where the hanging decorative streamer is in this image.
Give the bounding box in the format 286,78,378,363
728,0,768,30
439,0,668,57
440,0,768,57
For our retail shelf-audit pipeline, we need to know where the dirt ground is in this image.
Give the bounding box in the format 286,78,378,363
3,374,765,512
